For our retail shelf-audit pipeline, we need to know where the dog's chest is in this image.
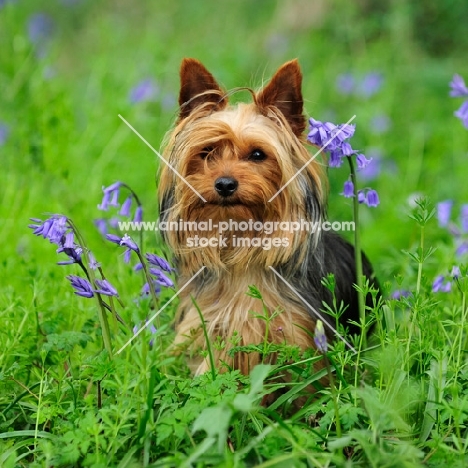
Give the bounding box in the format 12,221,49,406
178,271,314,346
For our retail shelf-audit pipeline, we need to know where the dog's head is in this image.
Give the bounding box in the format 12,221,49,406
159,59,325,269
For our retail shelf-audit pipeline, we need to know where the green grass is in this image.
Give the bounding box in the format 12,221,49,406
2,0,468,466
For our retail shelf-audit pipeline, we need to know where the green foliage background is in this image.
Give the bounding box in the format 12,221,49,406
1,0,468,466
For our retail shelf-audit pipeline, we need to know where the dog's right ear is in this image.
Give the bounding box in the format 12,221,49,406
178,58,227,120
255,60,305,136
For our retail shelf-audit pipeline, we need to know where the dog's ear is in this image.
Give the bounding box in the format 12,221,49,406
256,60,305,136
178,58,227,120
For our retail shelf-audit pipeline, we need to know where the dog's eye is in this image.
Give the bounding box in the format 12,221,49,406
200,146,214,160
248,149,267,162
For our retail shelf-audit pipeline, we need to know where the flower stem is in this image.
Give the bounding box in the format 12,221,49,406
454,284,467,383
193,296,217,381
121,183,144,250
136,250,161,329
69,220,114,357
326,355,342,438
95,294,114,357
416,224,424,295
347,157,366,344
262,299,271,361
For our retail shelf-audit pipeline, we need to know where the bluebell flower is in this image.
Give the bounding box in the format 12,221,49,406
365,189,380,207
451,266,461,280
30,216,90,268
329,149,344,168
149,268,174,287
449,75,468,98
106,234,140,252
437,200,453,227
129,78,159,104
109,217,120,229
134,206,143,223
58,233,84,265
119,196,132,217
359,149,382,181
370,114,391,134
66,275,94,298
357,189,380,207
29,218,48,236
454,101,468,129
450,75,468,127
133,320,158,347
340,142,355,156
0,123,9,145
29,215,68,245
105,233,122,245
456,242,468,257
120,234,139,252
123,249,132,264
109,190,119,208
308,116,377,206
88,252,100,270
56,245,82,266
28,13,54,45
97,192,111,211
332,122,356,142
145,253,174,272
358,72,383,97
148,324,158,347
336,72,383,98
48,216,68,244
432,275,452,293
63,231,74,249
94,218,108,236
461,204,468,233
449,224,461,237
141,280,161,296
336,73,355,95
342,180,354,198
98,182,122,211
308,118,331,148
356,153,372,170
391,289,411,299
313,320,327,353
32,217,51,240
94,279,119,297
106,233,139,263
308,118,356,153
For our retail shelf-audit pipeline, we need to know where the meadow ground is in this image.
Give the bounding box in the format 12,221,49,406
1,0,468,466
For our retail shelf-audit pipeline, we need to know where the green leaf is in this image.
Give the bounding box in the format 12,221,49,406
0,430,54,439
249,364,273,396
192,404,233,453
246,285,263,299
42,331,92,352
233,393,252,412
328,435,353,451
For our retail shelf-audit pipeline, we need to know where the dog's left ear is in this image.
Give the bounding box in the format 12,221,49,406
256,60,305,136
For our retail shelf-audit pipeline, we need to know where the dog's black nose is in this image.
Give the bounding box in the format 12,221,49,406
214,177,238,197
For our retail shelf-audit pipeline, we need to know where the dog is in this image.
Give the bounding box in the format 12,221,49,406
158,58,377,376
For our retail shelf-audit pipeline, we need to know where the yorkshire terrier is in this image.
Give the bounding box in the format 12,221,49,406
159,58,377,375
